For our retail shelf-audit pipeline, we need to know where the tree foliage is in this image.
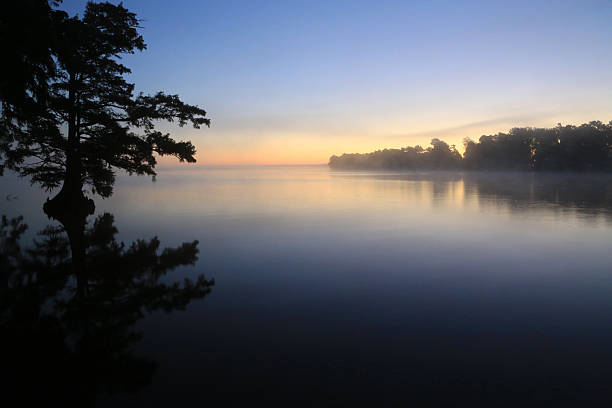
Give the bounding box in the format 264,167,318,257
0,1,209,198
329,138,462,170
329,121,612,171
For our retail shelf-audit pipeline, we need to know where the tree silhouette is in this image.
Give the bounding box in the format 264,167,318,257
0,1,209,209
0,210,214,406
328,138,462,170
329,121,612,171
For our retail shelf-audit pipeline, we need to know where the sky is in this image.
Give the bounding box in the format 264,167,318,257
61,0,612,165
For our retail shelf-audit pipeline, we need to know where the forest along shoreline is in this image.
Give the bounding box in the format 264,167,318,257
328,122,612,171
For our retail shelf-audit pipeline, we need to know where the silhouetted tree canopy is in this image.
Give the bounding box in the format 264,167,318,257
0,1,209,200
329,122,612,171
329,138,462,170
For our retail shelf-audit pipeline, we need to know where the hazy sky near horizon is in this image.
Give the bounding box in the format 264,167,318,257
62,0,612,164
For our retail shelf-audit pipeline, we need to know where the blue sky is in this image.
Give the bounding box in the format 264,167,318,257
61,0,612,163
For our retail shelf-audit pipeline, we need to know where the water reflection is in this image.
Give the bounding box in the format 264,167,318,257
329,170,612,221
2,167,612,406
0,203,214,406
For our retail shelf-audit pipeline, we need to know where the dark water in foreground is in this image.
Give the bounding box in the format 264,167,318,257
2,165,612,406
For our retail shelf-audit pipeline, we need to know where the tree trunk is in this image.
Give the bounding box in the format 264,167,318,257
42,72,95,294
44,71,94,220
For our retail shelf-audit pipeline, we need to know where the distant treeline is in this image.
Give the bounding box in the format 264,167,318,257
328,121,612,171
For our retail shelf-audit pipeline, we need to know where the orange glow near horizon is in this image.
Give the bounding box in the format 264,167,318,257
154,113,612,165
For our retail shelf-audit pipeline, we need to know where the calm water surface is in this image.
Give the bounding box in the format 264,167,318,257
2,165,612,406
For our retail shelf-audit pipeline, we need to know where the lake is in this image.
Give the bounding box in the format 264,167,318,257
2,165,612,406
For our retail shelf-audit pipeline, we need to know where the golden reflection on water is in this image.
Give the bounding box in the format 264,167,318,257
108,166,612,233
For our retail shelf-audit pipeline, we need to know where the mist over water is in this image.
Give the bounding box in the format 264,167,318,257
3,165,612,405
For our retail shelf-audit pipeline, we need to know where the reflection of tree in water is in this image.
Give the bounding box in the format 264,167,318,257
0,211,214,406
330,171,612,220
462,172,612,220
